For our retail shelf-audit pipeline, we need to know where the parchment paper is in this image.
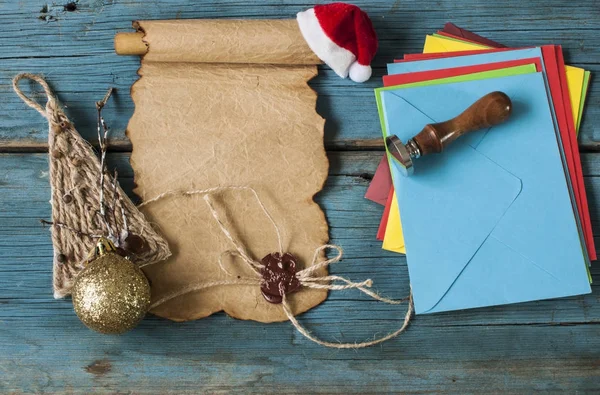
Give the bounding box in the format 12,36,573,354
127,20,329,322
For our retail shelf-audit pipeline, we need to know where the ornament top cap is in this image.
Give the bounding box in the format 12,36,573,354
91,237,117,259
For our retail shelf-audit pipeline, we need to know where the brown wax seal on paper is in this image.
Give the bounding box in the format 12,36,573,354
260,252,301,304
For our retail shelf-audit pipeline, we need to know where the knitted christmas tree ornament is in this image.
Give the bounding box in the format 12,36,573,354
297,2,378,83
13,73,171,299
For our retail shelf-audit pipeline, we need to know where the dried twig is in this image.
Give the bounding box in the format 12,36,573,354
95,88,114,239
39,87,132,248
40,219,102,239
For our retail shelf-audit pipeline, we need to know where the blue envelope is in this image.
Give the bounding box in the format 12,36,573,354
380,73,591,314
388,48,590,267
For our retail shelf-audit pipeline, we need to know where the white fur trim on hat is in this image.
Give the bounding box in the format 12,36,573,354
348,62,372,83
297,8,356,79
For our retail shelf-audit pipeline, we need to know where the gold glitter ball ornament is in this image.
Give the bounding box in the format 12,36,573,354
72,238,151,334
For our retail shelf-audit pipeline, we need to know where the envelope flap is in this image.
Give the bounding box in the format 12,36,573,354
383,86,490,148
381,90,523,313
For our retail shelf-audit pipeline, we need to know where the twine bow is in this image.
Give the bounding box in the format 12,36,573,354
13,73,413,347
142,186,414,349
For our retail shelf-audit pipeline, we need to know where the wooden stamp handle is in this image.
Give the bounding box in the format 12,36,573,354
413,91,512,155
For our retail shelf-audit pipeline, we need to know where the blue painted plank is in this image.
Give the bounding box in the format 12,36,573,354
0,0,598,149
2,321,600,393
1,152,600,394
2,0,600,391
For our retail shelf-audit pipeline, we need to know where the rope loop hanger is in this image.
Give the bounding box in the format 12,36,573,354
13,73,58,119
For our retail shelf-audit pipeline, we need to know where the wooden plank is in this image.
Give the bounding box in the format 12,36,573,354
2,323,600,393
1,0,598,150
0,152,600,393
2,0,600,391
1,151,600,393
1,151,599,320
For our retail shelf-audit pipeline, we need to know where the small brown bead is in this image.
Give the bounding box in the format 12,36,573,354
51,150,63,159
51,124,63,134
62,194,73,204
56,253,67,264
122,234,148,256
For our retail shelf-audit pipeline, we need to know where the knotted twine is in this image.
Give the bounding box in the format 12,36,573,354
14,73,413,347
141,187,414,348
13,73,171,298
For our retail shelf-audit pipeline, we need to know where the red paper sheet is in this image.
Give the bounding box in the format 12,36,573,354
386,45,595,260
440,22,507,48
553,46,594,259
399,48,513,62
384,57,542,86
377,188,395,241
379,183,393,241
436,32,487,46
365,155,392,205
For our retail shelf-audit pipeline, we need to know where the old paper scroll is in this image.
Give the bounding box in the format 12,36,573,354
127,20,329,322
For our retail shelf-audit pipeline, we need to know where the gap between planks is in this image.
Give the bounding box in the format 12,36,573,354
4,140,600,153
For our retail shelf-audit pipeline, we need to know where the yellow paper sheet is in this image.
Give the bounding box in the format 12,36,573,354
423,35,584,127
423,34,489,52
382,192,405,253
384,35,586,251
566,65,585,129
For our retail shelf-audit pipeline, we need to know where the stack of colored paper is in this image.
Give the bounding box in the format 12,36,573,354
365,23,594,314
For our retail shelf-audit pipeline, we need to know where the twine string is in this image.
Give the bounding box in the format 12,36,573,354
150,279,262,310
13,73,172,298
281,292,414,349
145,186,413,348
13,73,121,244
13,73,413,347
139,186,283,255
12,73,56,119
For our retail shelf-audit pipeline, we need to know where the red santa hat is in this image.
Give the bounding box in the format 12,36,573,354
297,3,378,83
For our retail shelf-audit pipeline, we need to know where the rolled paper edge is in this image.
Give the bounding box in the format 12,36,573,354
115,19,321,65
114,32,148,56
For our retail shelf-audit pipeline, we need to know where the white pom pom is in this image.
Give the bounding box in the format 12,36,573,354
348,62,372,83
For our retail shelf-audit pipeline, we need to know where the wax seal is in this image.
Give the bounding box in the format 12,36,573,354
260,252,301,304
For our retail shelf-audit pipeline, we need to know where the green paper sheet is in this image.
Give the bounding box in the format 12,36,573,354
375,64,537,139
578,71,591,134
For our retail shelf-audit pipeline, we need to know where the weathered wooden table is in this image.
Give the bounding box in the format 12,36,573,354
1,1,599,393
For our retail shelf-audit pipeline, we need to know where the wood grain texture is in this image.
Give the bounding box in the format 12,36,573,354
1,0,600,392
0,0,598,150
1,152,599,393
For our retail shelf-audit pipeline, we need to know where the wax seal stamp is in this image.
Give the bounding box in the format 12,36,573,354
386,91,512,176
260,252,301,304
